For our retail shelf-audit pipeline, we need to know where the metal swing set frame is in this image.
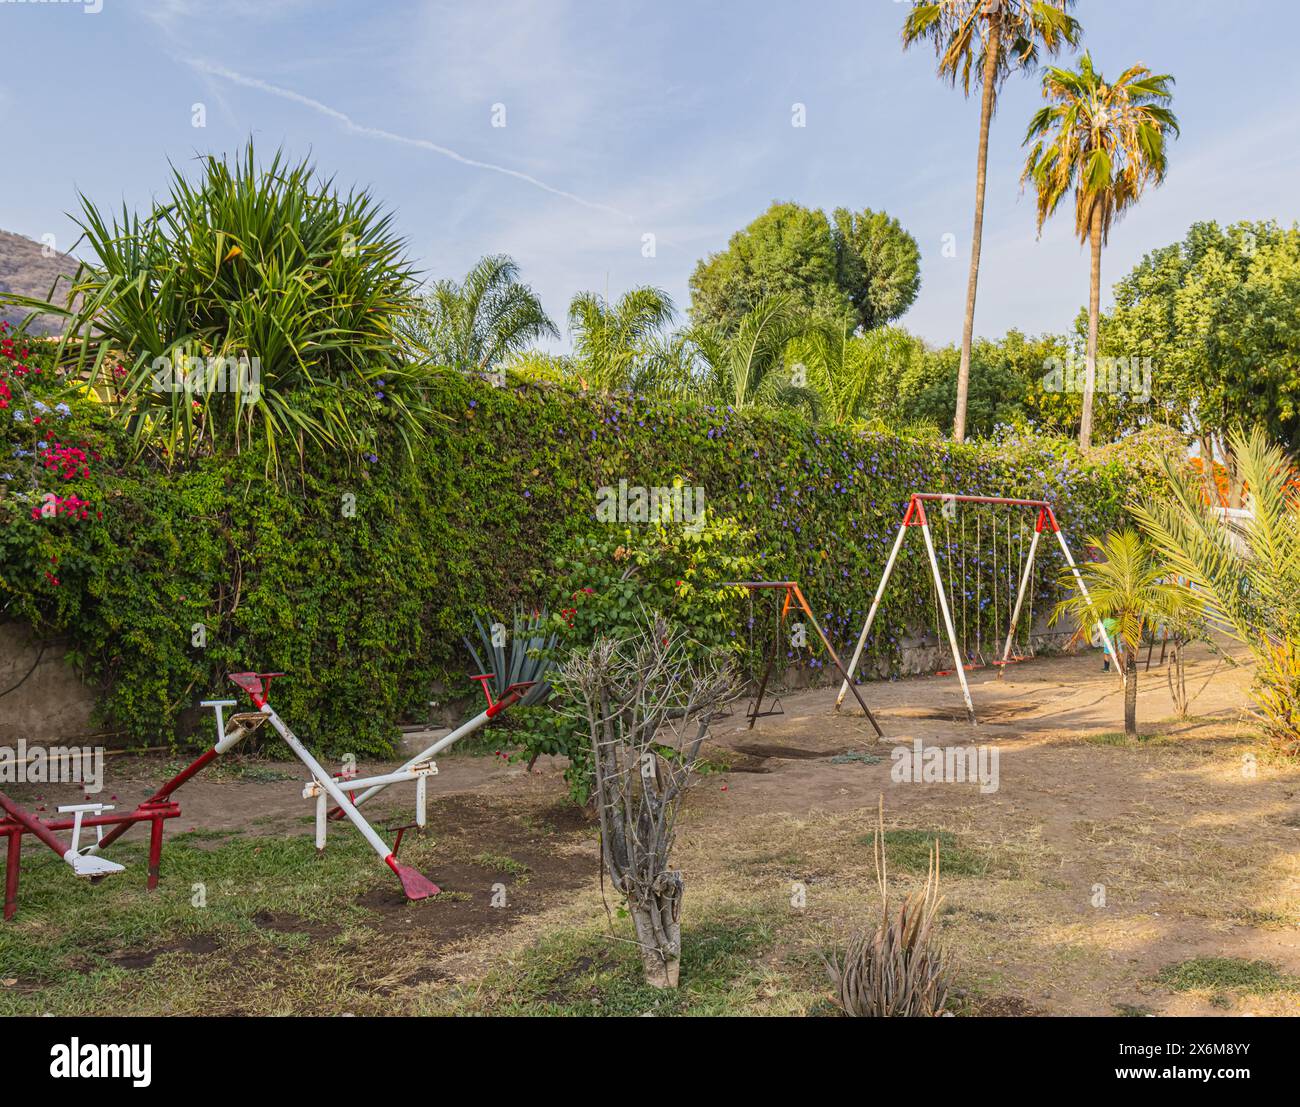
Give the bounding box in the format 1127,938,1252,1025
722,580,883,736
834,493,1122,725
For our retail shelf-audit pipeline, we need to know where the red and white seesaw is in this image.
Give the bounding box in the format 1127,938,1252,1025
0,668,530,918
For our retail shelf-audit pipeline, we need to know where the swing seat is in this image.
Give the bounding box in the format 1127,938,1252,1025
65,852,125,879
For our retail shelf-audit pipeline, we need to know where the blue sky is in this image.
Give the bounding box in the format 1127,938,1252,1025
5,0,1298,351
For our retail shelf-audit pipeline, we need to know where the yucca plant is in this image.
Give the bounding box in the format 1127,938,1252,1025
462,606,556,708
15,142,429,470
1050,528,1195,737
826,799,952,1017
1131,426,1300,753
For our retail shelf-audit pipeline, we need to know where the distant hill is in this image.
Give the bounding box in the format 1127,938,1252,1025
0,229,79,335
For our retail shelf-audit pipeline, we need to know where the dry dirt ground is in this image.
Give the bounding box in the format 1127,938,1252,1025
5,642,1298,1016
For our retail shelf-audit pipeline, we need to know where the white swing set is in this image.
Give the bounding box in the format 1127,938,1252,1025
834,492,1122,724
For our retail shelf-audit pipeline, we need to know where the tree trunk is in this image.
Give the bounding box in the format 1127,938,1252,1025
1198,432,1220,505
1080,200,1103,451
954,24,1002,444
1168,639,1188,718
630,896,682,989
1124,650,1139,737
1224,434,1245,508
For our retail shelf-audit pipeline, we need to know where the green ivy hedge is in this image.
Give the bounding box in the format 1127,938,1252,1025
2,348,1147,757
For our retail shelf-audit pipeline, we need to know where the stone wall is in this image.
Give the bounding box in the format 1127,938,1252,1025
0,622,100,744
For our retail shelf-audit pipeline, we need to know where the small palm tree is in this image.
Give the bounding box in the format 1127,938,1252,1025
902,0,1080,443
789,320,920,424
403,254,557,373
1022,52,1178,450
568,286,676,392
676,297,820,416
1051,528,1195,737
1132,426,1300,753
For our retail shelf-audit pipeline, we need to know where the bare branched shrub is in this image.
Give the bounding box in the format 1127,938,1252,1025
558,614,738,987
826,799,953,1016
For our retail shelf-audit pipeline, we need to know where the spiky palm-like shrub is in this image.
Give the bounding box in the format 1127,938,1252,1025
22,142,426,469
1132,426,1300,753
826,800,952,1017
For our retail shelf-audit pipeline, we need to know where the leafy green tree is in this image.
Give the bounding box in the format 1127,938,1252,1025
1100,221,1300,503
830,208,922,331
688,202,919,333
402,254,557,372
1050,528,1192,737
1022,51,1179,450
896,329,1070,438
903,0,1080,443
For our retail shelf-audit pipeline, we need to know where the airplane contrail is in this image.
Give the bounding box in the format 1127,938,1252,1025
186,59,635,222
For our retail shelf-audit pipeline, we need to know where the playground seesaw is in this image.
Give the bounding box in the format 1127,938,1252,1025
0,668,531,919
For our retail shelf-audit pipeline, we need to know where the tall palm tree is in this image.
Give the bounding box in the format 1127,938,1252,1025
404,254,558,372
1050,528,1194,737
568,286,676,392
902,0,1080,443
1022,53,1178,449
675,297,820,416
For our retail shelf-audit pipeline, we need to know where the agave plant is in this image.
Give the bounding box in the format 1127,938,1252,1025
825,799,952,1017
15,142,428,470
462,606,556,708
1131,426,1300,752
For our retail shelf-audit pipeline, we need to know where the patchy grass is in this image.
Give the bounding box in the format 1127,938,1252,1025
830,750,884,765
1154,957,1298,997
470,852,530,877
162,756,300,784
424,913,800,1016
0,832,392,1015
1079,730,1178,747
1113,1002,1158,1017
855,829,989,877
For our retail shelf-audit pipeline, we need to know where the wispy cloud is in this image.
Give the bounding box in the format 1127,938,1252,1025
184,58,635,223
